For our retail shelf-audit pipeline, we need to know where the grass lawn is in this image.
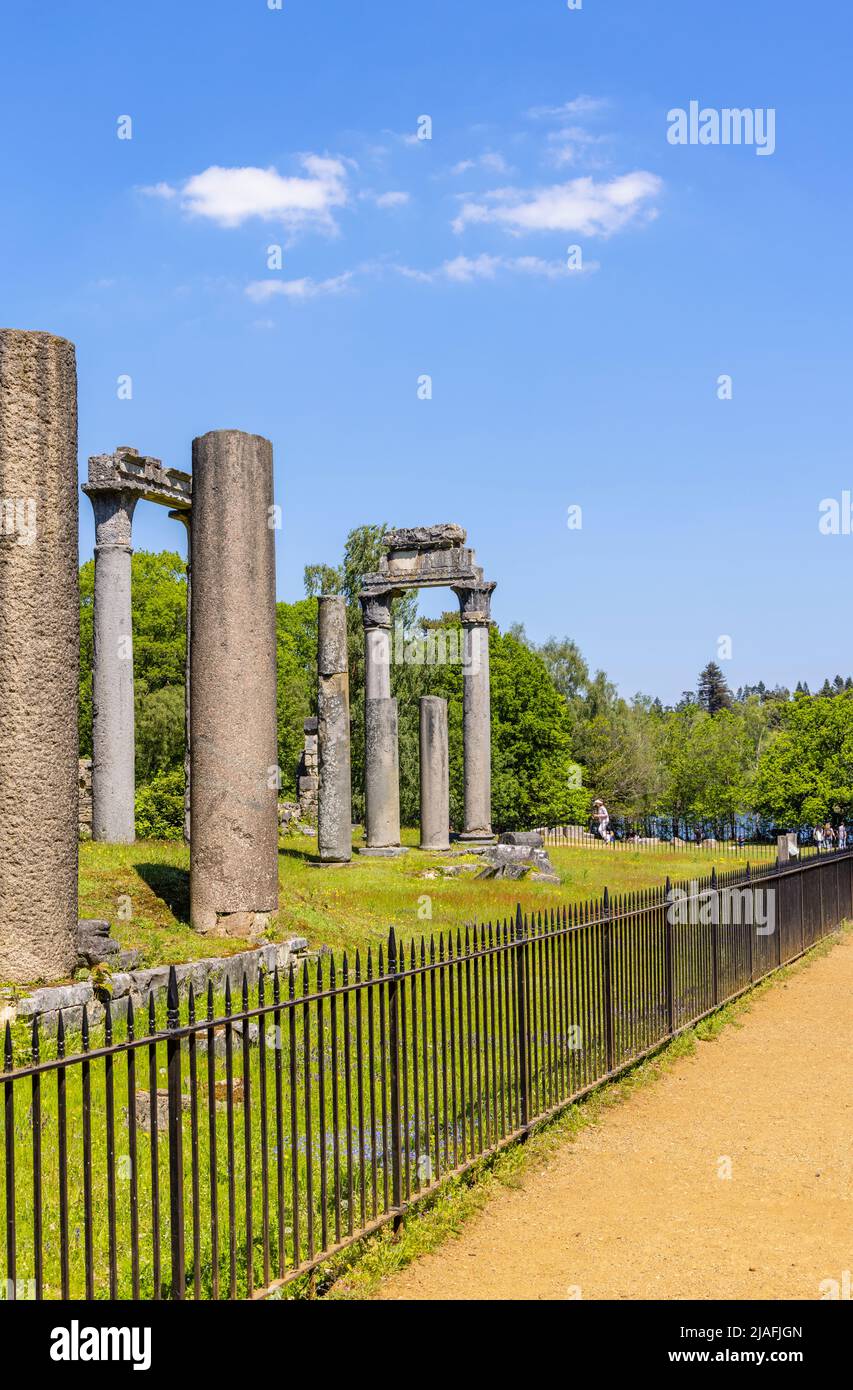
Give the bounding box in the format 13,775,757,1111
76,829,778,972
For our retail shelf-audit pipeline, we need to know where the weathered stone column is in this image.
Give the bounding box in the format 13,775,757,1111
360,591,393,701
363,697,405,855
169,508,191,843
455,583,496,842
419,696,450,851
0,329,79,982
317,595,352,863
85,488,137,842
190,431,278,936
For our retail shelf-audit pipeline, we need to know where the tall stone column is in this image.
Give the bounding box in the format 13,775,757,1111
455,583,496,842
190,431,278,936
363,697,405,855
169,508,191,843
360,591,393,701
317,595,352,863
419,696,450,851
85,488,137,843
0,329,79,982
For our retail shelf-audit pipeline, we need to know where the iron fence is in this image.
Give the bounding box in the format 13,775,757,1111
1,847,850,1301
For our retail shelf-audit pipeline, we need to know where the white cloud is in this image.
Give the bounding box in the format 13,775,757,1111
139,181,177,199
546,127,611,167
245,272,354,302
451,152,512,176
527,95,608,120
373,190,411,208
452,171,662,236
178,156,349,232
395,253,596,285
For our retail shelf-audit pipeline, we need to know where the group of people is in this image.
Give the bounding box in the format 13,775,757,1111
813,822,848,850
589,802,850,852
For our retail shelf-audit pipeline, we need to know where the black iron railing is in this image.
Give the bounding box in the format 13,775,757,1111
2,847,850,1301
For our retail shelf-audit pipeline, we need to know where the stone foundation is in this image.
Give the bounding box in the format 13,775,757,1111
0,936,312,1035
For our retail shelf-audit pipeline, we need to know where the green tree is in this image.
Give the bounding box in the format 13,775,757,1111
751,693,853,825
697,661,732,714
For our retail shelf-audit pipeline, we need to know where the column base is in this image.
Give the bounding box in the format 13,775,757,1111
309,858,352,869
454,831,497,845
417,843,453,853
357,846,409,858
193,910,272,941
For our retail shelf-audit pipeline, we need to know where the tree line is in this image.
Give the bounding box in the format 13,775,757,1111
78,531,853,838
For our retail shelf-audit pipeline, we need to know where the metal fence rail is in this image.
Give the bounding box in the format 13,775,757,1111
541,818,847,852
2,847,850,1301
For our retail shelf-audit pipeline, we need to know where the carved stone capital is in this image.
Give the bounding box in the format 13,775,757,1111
453,582,496,627
85,488,138,550
360,591,395,630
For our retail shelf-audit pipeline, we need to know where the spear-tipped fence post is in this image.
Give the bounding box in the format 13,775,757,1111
514,904,530,1129
166,964,185,1298
710,866,720,1006
387,928,404,1227
664,876,675,1036
602,888,614,1073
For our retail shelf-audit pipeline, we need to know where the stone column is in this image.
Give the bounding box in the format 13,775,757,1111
189,431,278,936
169,508,191,843
455,583,496,842
419,696,450,851
363,697,405,855
317,595,352,863
85,488,137,843
360,591,393,701
0,329,79,982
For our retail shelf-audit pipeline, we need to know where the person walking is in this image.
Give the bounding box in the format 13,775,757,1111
593,798,612,843
813,824,824,851
838,823,848,850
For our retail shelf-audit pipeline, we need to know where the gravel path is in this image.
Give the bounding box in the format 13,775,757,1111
377,934,852,1301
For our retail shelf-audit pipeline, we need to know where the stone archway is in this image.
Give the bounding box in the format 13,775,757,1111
358,524,496,847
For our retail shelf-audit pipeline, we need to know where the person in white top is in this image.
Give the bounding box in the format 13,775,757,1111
593,798,612,843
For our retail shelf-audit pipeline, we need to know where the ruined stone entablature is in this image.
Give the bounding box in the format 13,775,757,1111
360,523,489,600
83,445,192,513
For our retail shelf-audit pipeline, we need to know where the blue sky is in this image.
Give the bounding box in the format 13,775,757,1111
1,0,851,703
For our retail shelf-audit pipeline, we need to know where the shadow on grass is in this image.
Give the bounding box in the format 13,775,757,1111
136,862,190,924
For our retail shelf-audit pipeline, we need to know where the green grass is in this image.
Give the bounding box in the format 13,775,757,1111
71,830,776,978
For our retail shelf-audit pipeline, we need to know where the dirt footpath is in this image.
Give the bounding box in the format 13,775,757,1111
377,934,853,1301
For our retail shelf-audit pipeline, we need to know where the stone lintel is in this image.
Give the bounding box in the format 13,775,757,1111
384,523,467,551
85,446,192,513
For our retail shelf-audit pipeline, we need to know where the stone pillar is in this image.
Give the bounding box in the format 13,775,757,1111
169,508,191,843
360,591,393,701
455,583,496,842
363,697,405,855
189,431,278,936
85,488,137,842
297,716,319,824
419,696,450,851
317,596,352,863
0,329,79,982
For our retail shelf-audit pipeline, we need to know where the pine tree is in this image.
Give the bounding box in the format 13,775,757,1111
697,662,732,714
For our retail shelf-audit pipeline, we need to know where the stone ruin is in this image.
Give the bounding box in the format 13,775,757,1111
0,329,501,982
315,523,497,863
0,329,280,982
